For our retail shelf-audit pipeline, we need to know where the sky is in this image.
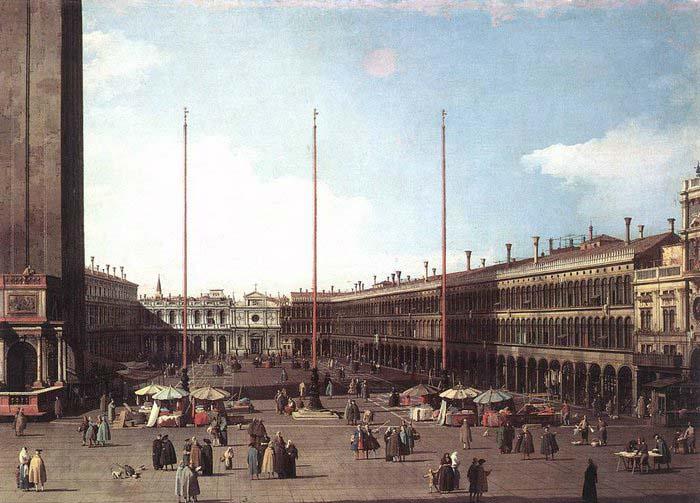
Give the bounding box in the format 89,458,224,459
82,0,700,299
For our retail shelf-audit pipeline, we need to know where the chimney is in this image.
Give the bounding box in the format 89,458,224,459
373,275,376,285
391,273,396,284
424,261,429,281
465,250,472,271
505,243,512,267
396,270,402,284
624,217,632,244
331,285,334,293
588,224,594,241
480,258,486,268
120,266,124,279
106,264,110,276
569,238,574,248
90,256,95,272
532,236,540,264
668,218,675,234
548,238,553,254
406,275,411,281
638,224,644,239
432,267,437,276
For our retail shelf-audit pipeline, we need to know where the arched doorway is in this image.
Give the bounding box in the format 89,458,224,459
301,338,310,356
7,342,37,391
691,349,700,383
588,363,601,406
206,336,215,355
193,336,202,358
602,365,616,404
561,361,574,403
218,336,227,355
618,366,633,414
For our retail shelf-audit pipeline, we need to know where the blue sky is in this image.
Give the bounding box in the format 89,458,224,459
82,1,700,298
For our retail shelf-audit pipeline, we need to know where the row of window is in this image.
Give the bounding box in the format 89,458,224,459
639,308,676,332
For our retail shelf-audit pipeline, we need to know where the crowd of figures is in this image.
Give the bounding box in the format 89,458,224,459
246,419,300,480
78,415,112,447
349,420,418,461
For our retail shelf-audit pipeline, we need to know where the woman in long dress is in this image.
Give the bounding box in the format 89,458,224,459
96,415,111,446
261,444,275,478
247,443,260,479
286,440,299,478
436,453,454,493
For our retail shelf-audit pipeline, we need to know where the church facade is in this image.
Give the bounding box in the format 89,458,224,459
140,283,283,360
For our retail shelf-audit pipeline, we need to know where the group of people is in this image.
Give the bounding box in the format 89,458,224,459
347,378,370,400
673,422,695,454
207,413,229,446
152,434,178,470
16,447,47,492
383,423,417,462
78,415,112,447
627,433,672,472
275,389,299,415
247,431,299,479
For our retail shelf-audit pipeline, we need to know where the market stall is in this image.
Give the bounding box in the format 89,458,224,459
439,385,480,426
401,383,439,406
190,386,230,426
473,388,514,427
148,386,189,427
514,402,560,426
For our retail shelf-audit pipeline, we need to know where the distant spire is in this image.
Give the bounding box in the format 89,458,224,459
156,274,162,296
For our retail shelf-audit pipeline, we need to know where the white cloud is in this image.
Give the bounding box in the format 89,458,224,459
83,30,169,100
521,119,700,219
363,48,398,78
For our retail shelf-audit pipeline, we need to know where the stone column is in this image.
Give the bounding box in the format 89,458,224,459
56,335,63,384
0,338,5,384
34,337,44,388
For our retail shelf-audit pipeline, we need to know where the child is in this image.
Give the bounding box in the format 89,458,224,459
423,468,437,493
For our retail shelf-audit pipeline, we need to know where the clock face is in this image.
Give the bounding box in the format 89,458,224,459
693,298,700,321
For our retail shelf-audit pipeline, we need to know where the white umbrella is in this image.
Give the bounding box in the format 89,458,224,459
134,383,164,396
439,384,480,400
152,386,189,400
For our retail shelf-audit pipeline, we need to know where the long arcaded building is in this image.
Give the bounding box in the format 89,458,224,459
282,172,700,414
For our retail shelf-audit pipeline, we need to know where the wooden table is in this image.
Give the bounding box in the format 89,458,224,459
614,451,663,474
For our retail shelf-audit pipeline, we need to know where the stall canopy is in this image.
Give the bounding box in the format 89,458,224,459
473,388,513,404
439,384,480,400
402,383,440,397
190,386,230,401
152,386,189,401
134,383,165,396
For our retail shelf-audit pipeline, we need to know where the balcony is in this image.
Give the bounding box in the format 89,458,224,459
633,352,683,368
634,265,682,282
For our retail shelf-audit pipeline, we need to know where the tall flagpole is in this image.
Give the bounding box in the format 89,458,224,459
441,110,448,375
183,107,189,369
312,108,319,370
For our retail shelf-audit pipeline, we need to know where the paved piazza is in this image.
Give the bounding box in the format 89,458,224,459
0,361,697,503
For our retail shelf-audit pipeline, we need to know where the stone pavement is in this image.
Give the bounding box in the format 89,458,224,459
0,361,697,503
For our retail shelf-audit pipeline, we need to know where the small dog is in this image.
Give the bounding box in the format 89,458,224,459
111,464,144,479
424,468,437,493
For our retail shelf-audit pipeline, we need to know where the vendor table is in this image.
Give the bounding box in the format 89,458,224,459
156,414,182,428
446,411,476,426
614,451,663,474
409,405,434,422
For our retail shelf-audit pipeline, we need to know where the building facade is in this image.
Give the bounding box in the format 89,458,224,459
282,174,700,414
140,283,282,360
84,261,142,363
